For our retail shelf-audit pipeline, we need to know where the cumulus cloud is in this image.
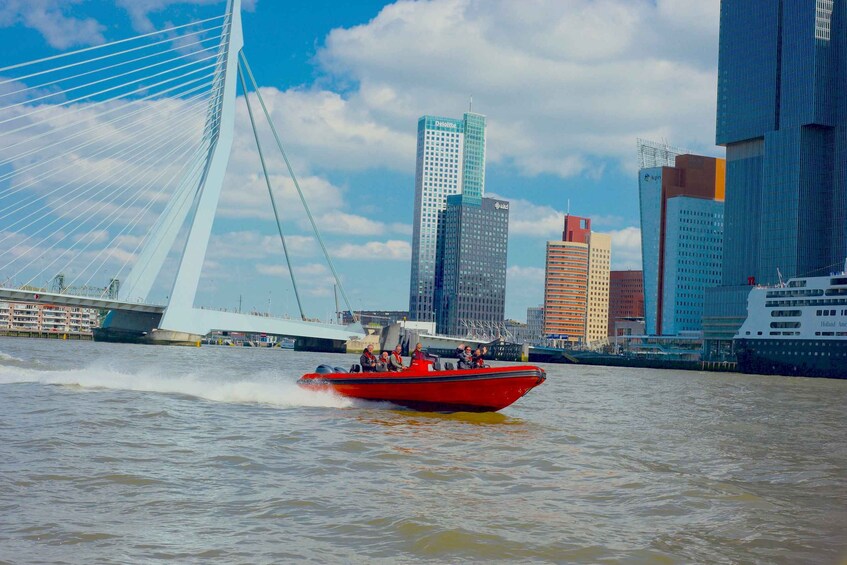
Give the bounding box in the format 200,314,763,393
312,0,721,177
114,0,257,33
333,240,411,261
609,226,642,270
0,0,105,49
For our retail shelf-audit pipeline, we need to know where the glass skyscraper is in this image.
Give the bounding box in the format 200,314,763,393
408,113,487,321
434,196,508,337
704,0,846,357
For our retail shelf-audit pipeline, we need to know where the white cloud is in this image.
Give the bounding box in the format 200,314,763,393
0,0,105,49
114,0,257,33
316,212,385,236
507,265,545,284
333,240,411,261
311,0,720,177
255,264,289,277
609,226,642,270
499,197,564,238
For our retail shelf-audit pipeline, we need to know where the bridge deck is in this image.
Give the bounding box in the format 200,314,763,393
0,288,165,313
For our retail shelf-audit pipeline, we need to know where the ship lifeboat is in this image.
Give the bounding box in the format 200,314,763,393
297,360,546,412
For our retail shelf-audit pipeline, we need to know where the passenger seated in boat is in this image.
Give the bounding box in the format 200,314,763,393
455,343,466,362
472,348,482,367
376,351,390,372
458,345,474,369
360,344,378,372
389,345,405,371
411,342,426,364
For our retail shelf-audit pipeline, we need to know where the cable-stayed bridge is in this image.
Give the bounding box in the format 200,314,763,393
0,0,364,348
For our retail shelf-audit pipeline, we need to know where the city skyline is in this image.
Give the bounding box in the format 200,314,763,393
0,0,724,322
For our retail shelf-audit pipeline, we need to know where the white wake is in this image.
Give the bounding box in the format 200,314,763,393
0,358,353,409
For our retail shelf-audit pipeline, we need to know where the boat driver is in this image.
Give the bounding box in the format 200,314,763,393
359,344,378,372
411,342,426,364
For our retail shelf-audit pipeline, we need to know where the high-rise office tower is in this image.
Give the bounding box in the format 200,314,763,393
639,154,725,335
408,113,487,322
434,196,508,337
704,1,847,357
543,215,611,345
608,270,644,337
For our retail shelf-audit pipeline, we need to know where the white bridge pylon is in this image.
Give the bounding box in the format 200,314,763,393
0,0,363,344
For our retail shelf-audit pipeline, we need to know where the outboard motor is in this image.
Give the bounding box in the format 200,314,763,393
315,364,335,374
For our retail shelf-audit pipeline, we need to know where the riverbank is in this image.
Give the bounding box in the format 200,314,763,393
0,330,92,340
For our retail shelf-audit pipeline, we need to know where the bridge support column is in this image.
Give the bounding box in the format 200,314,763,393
94,311,200,345
94,310,163,344
295,337,347,354
147,329,202,347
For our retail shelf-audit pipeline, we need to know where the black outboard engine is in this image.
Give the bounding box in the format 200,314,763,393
315,364,335,374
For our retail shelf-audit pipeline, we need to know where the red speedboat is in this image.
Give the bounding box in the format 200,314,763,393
297,361,546,412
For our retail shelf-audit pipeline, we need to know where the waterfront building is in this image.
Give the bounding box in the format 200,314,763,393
434,195,508,338
408,112,487,322
586,233,611,343
704,1,847,358
608,270,644,337
543,214,611,345
526,305,544,344
639,153,725,335
0,301,98,335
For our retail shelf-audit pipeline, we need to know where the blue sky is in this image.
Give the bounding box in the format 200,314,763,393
0,0,723,322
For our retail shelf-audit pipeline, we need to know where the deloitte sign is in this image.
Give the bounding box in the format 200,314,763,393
434,120,457,128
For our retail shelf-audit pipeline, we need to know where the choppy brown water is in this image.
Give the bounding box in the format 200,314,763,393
0,338,845,564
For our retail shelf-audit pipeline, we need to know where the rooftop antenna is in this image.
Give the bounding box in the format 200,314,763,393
567,199,571,215
469,95,473,112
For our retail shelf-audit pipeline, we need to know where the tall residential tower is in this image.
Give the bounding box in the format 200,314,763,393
408,113,486,321
543,214,611,345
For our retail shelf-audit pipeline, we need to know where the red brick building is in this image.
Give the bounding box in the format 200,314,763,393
608,270,644,337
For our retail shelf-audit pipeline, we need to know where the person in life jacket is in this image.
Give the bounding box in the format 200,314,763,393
376,351,390,372
472,347,488,368
410,342,426,365
359,344,378,372
388,345,405,371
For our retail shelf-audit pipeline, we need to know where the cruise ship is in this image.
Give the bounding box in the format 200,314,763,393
734,267,847,379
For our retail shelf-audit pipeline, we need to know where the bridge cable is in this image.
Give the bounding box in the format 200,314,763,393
236,58,306,321
13,110,210,288
0,100,210,274
0,90,212,225
0,15,225,75
0,33,222,100
239,51,358,322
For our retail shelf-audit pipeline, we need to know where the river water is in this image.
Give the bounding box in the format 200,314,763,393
0,338,845,564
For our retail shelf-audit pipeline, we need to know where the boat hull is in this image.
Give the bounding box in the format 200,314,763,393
735,338,847,379
298,365,546,412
